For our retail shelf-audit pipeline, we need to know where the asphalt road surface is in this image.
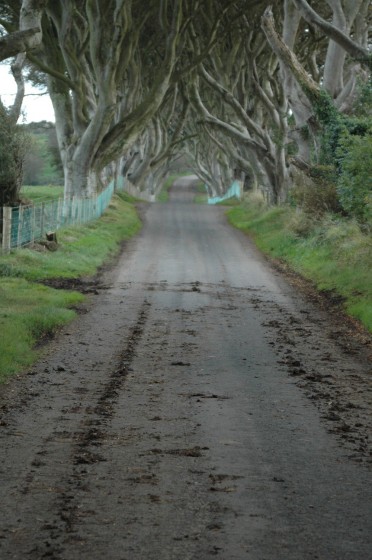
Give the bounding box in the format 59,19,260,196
0,177,371,560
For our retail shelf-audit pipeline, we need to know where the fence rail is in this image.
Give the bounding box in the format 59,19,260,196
1,180,116,253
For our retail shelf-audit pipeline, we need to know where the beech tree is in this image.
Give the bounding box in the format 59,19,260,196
261,0,370,178
0,0,370,206
37,1,187,197
124,85,191,194
184,3,291,202
16,0,243,198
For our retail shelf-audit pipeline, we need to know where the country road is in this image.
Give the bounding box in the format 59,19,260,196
0,177,371,560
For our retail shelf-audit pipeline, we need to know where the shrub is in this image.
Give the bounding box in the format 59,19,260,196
336,129,372,223
0,105,30,206
287,210,318,238
290,176,341,217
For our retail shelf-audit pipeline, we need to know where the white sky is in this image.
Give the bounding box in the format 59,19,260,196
0,62,55,123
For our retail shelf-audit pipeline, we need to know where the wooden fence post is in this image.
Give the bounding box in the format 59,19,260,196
2,207,12,253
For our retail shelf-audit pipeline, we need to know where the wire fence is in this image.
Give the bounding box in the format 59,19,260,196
207,180,242,205
1,175,239,252
1,179,117,253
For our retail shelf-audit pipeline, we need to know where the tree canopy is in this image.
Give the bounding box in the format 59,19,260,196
0,0,371,213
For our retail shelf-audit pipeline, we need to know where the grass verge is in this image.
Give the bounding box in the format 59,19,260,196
216,196,241,206
227,195,372,332
0,279,83,380
0,193,142,382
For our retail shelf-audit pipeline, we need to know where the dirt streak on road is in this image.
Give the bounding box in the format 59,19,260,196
0,177,371,560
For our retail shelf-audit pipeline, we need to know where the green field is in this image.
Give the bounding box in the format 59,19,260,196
21,185,64,203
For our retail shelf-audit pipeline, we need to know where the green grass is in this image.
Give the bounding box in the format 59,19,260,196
216,196,241,206
227,197,372,332
0,193,142,381
21,185,64,203
0,278,83,381
0,193,141,281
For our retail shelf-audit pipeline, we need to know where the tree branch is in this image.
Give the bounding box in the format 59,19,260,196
8,53,26,124
291,0,371,68
261,6,321,102
0,27,40,62
26,52,76,90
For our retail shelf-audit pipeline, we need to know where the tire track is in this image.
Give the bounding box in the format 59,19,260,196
28,300,151,560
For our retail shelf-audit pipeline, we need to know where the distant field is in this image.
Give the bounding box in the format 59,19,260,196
21,185,64,203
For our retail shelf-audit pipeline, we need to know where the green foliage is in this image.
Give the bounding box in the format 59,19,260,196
336,128,372,223
352,76,372,117
312,91,343,167
287,211,319,238
227,196,372,332
290,175,341,217
0,105,30,205
312,90,340,128
304,85,372,224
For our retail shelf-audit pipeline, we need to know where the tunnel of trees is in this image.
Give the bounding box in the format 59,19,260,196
0,0,371,223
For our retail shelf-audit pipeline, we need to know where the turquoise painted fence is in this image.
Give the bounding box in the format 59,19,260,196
207,180,241,205
2,179,117,252
115,175,125,191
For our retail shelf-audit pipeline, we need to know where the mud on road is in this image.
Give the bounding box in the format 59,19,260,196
0,178,371,560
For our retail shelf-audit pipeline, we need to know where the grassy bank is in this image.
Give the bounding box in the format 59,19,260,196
227,195,372,332
0,193,141,382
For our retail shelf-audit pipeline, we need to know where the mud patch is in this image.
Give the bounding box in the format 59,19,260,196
40,276,110,294
150,446,208,457
255,293,372,464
